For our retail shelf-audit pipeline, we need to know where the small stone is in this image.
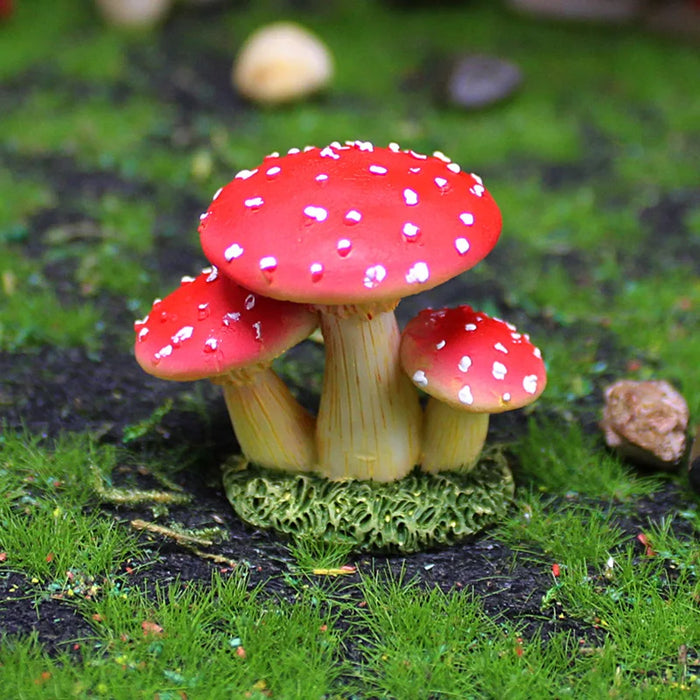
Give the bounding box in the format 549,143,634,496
232,22,333,105
601,379,689,470
445,54,522,111
95,0,172,28
506,0,643,23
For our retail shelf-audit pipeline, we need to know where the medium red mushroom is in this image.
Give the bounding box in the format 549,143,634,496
400,306,546,472
134,267,318,472
199,141,502,482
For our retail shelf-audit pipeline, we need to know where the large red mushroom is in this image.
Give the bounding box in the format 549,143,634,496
199,141,502,482
400,306,546,472
134,267,318,472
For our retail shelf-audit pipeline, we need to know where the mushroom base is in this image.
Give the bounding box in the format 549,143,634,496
221,448,514,553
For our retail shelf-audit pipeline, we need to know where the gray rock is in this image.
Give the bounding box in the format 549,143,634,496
445,54,522,110
507,0,643,22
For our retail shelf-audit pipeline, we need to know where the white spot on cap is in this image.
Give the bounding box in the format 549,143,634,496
470,184,485,197
523,375,538,394
155,344,173,359
304,205,328,222
465,323,477,331
172,326,194,344
244,196,264,208
205,266,218,282
458,355,472,372
138,327,149,341
459,212,474,226
492,362,507,380
388,142,401,152
502,393,511,402
337,239,352,256
223,312,240,326
266,166,281,177
409,150,427,160
455,238,470,255
458,385,473,405
447,162,461,174
369,165,388,175
310,262,324,281
405,261,429,284
212,187,223,201
224,244,244,261
259,256,277,271
432,150,451,163
403,188,419,206
235,169,257,180
412,370,428,387
409,167,421,174
511,332,522,340
320,146,339,159
199,211,209,221
180,275,195,284
402,222,420,240
244,294,256,310
253,321,262,341
287,147,301,154
436,340,446,350
353,140,374,152
471,173,483,185
494,342,509,354
204,338,218,351
434,177,448,188
345,209,362,224
364,264,387,289
316,173,329,182
267,151,280,158
533,347,542,359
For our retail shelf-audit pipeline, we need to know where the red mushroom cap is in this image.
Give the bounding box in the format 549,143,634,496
198,141,501,305
134,267,318,381
400,306,546,413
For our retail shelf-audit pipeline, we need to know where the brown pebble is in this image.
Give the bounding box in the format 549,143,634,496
600,379,689,470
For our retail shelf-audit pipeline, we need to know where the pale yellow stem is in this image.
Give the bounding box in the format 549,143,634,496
316,309,422,482
220,368,317,472
420,398,489,474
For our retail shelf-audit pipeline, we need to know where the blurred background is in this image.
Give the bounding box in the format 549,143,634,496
0,0,698,438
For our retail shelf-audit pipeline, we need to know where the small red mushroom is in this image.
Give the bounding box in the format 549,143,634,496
199,141,502,482
400,306,546,472
134,267,318,471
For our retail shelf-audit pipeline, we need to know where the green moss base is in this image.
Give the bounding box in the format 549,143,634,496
222,450,514,553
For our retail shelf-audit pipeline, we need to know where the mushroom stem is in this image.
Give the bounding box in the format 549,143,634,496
219,367,317,472
316,308,422,481
420,398,489,474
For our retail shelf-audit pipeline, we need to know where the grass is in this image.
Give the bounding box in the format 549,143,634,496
1,429,699,696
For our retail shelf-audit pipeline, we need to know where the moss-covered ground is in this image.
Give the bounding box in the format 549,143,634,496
1,0,699,696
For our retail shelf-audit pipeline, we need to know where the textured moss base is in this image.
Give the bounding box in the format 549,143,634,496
222,450,514,552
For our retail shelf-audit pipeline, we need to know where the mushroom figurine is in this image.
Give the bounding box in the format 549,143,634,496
134,267,318,472
199,141,502,482
400,306,546,473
